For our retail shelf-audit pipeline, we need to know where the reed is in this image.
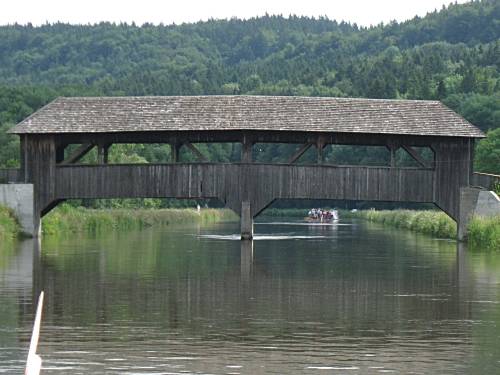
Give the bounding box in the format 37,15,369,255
468,215,500,251
0,206,19,239
42,204,237,235
351,209,457,239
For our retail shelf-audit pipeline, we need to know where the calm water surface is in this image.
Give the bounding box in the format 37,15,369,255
1,218,500,374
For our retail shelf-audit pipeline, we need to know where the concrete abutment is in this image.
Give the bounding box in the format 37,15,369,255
458,187,500,241
0,184,37,237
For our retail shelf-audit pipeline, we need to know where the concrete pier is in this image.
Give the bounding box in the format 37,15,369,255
458,187,500,241
0,184,36,237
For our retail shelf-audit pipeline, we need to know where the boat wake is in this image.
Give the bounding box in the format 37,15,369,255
197,234,329,241
256,222,353,226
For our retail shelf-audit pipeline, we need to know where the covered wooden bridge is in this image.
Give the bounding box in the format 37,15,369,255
8,95,485,239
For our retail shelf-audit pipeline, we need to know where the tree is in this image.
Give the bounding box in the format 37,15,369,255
475,128,500,175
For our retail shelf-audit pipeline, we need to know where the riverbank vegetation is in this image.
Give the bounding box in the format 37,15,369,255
468,216,500,251
351,209,500,250
41,204,237,235
350,209,457,238
0,206,19,239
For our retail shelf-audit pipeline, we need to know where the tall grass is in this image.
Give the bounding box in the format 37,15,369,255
468,216,500,251
0,206,20,239
352,209,457,238
42,204,237,235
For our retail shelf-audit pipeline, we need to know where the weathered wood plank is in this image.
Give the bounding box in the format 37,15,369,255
55,163,435,216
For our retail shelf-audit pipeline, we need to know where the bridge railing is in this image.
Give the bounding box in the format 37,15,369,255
472,172,500,191
0,169,20,183
55,162,435,206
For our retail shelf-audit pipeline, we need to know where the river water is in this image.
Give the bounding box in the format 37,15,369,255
1,218,499,374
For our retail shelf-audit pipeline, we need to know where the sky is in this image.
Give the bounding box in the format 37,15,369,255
0,0,470,27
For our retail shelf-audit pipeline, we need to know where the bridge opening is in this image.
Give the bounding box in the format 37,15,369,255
252,143,316,164
249,143,435,168
261,199,437,213
395,146,435,168
60,142,242,165
323,145,390,166
55,197,225,210
179,143,241,163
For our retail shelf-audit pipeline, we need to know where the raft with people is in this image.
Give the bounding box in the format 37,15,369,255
305,208,339,223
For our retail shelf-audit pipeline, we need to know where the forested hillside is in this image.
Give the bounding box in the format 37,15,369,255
0,0,498,175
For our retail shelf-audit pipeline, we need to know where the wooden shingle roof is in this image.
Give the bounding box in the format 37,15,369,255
10,95,485,138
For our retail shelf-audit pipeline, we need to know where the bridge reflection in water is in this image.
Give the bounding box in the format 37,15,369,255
1,220,500,373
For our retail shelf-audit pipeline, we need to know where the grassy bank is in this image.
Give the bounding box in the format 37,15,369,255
468,216,500,251
351,209,500,250
42,204,237,235
350,209,457,239
0,206,19,239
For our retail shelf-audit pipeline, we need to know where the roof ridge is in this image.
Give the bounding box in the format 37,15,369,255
9,95,484,138
57,95,442,104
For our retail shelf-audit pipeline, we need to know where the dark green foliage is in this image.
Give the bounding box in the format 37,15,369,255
0,0,498,174
475,128,500,174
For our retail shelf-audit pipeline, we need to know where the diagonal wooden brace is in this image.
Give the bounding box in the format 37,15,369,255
402,145,429,168
287,142,313,164
59,143,95,165
183,142,208,162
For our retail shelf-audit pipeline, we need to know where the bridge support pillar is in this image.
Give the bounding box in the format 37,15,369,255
458,187,480,241
240,200,253,240
458,187,500,241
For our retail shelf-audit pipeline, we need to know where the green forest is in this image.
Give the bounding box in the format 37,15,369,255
0,0,498,179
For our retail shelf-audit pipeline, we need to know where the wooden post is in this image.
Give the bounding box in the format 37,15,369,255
387,144,397,167
103,144,110,164
97,144,105,164
241,200,253,240
316,137,325,164
20,135,27,182
170,143,180,163
241,135,253,163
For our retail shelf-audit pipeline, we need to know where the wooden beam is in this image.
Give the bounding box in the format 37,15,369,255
241,135,253,163
103,145,110,164
59,143,94,165
287,142,313,164
402,145,429,168
97,144,111,164
170,142,180,163
317,136,326,164
386,144,399,167
184,142,208,162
